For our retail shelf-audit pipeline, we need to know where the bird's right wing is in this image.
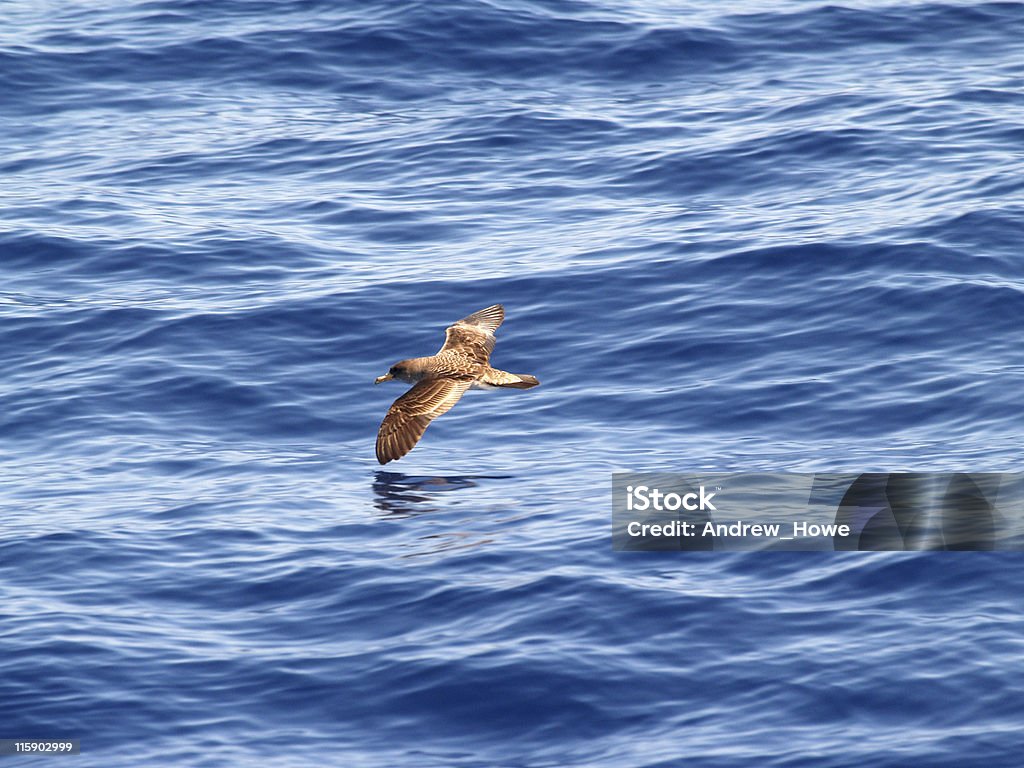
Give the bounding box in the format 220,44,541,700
438,304,504,364
376,378,472,464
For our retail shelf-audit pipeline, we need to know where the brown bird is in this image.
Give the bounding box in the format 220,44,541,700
374,304,539,464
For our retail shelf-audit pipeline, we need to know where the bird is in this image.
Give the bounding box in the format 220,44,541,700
374,304,539,464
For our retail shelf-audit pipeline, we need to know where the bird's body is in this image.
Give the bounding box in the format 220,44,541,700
374,304,539,464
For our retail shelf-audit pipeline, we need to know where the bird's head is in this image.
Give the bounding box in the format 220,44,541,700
375,360,413,385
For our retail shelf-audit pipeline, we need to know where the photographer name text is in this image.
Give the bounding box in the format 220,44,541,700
625,520,850,538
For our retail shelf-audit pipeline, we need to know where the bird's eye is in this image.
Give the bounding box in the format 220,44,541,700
391,367,401,375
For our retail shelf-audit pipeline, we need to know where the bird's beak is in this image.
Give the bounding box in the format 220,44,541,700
374,373,393,385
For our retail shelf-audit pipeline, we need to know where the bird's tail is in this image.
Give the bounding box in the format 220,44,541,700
481,369,540,389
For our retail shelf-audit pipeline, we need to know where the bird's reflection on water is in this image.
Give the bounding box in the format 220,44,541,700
372,470,513,517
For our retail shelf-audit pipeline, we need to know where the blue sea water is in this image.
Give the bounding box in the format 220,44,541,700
3,0,1024,765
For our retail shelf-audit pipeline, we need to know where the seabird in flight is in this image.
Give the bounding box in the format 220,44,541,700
374,304,539,464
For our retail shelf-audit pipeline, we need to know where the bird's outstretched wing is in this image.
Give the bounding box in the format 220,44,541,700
438,304,504,365
376,378,472,464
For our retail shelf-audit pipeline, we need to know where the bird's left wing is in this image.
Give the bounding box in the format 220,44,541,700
376,378,472,464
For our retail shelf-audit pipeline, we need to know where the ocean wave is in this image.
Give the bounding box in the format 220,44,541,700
4,0,1024,765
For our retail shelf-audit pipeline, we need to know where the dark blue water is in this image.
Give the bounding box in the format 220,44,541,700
3,1,1024,765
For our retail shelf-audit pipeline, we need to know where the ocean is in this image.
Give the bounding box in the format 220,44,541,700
2,0,1024,765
